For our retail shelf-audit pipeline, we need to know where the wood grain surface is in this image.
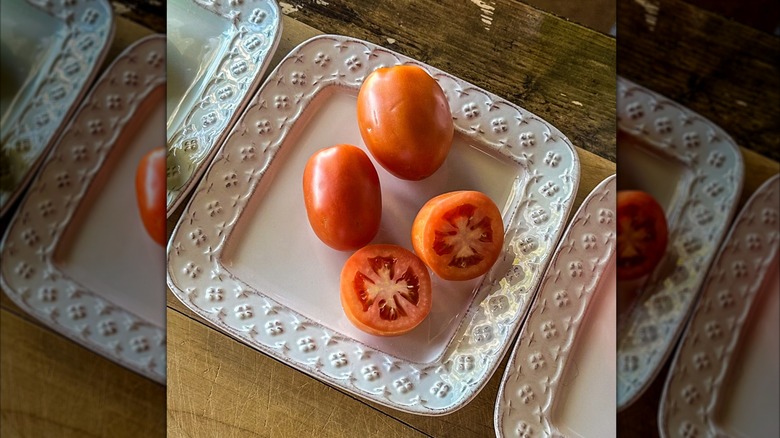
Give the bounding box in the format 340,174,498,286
0,16,166,438
166,5,616,437
618,0,780,162
1,308,165,438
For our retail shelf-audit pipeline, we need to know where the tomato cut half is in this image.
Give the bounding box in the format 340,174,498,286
135,147,166,246
616,190,669,281
412,191,504,281
341,244,432,336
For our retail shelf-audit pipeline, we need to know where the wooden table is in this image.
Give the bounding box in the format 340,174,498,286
166,2,616,437
617,0,780,437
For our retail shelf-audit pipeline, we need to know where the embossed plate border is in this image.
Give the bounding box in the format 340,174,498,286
659,174,779,438
166,0,282,216
1,0,114,217
495,174,616,437
616,77,744,409
167,34,580,414
1,36,167,384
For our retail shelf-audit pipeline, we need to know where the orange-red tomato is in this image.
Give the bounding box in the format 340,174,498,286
341,244,432,336
357,65,454,181
617,190,669,281
303,144,382,251
135,147,166,246
412,191,504,281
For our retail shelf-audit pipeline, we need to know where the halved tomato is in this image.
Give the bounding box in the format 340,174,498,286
617,190,669,281
135,147,166,246
412,191,504,281
341,244,432,336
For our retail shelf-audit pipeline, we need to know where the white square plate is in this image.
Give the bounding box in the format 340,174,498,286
1,36,167,383
659,174,779,438
1,0,114,216
167,34,580,414
165,0,282,215
495,174,616,437
616,77,744,409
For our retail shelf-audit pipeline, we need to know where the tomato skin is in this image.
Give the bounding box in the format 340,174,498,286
357,65,454,181
135,147,166,246
616,190,669,281
303,145,382,251
341,244,432,336
412,191,504,281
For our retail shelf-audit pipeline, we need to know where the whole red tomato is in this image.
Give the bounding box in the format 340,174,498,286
303,144,382,251
357,65,454,181
135,147,166,246
616,190,669,280
412,191,504,281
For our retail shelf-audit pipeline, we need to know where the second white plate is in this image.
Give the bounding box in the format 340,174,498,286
495,174,616,437
659,174,779,438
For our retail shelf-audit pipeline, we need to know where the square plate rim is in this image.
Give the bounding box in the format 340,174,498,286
167,33,582,415
494,173,617,436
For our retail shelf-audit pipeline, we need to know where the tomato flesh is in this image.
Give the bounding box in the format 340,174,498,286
413,191,504,281
616,190,668,280
357,65,454,181
341,245,432,336
135,147,166,246
303,145,382,251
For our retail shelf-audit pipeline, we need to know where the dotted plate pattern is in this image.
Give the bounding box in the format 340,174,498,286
165,0,282,216
0,36,167,384
495,174,616,437
616,77,744,409
659,174,779,438
1,0,114,216
167,34,580,414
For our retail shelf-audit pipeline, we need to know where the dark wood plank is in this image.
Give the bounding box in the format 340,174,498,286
110,0,165,34
618,0,780,162
682,0,780,34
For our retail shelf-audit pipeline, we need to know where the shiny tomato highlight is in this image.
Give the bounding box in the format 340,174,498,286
135,147,166,246
412,191,504,281
341,244,432,336
616,190,669,281
303,144,382,251
357,65,454,181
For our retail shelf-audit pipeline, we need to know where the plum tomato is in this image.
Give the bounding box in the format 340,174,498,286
303,144,382,251
357,65,454,181
616,190,669,281
412,191,504,281
135,147,166,246
341,244,432,336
